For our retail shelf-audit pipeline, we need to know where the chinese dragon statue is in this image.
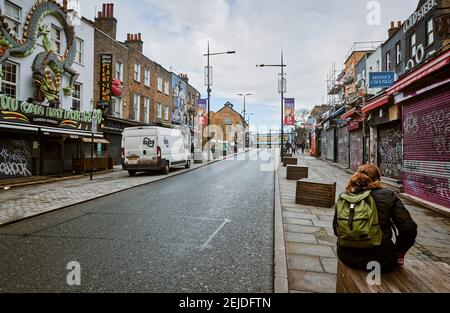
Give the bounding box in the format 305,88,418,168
0,0,79,105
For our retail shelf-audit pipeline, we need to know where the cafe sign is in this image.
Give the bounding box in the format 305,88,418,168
0,95,103,130
100,54,113,103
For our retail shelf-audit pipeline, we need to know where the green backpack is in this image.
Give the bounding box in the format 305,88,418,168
336,190,383,248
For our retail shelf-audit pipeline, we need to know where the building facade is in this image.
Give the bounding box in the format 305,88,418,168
0,0,103,180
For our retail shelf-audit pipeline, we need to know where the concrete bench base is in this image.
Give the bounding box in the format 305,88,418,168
296,179,336,208
336,259,450,293
287,165,308,180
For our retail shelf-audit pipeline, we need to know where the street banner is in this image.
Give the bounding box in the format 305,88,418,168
197,99,207,128
369,72,395,88
284,98,295,126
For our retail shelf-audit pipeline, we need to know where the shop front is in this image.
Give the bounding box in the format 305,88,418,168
391,50,450,208
0,96,107,181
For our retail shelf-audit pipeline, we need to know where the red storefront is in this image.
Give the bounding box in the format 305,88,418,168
390,50,450,209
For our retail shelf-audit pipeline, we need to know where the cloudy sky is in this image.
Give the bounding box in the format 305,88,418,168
80,0,418,131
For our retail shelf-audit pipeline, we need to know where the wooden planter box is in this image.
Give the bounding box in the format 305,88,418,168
283,157,298,167
283,153,293,159
296,178,336,208
287,165,309,180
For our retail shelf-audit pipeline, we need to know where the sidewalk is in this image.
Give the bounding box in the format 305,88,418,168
276,153,450,293
0,149,252,227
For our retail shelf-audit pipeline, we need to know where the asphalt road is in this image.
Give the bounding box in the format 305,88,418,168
0,150,275,292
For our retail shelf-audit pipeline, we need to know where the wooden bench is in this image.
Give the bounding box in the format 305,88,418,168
283,157,298,167
336,259,450,293
296,178,336,207
287,165,308,180
283,153,293,159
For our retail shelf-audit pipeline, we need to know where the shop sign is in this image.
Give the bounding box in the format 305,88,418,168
403,0,438,33
100,54,113,103
369,72,395,88
0,95,102,130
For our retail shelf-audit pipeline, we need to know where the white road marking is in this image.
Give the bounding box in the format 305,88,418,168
200,218,231,250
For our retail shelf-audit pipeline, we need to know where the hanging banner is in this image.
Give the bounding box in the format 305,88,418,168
100,54,113,103
197,99,207,129
284,98,295,126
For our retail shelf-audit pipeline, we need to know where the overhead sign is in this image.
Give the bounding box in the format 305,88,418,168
369,72,395,88
284,98,295,126
100,54,113,103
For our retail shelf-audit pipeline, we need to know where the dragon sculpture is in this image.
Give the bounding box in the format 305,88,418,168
0,0,79,105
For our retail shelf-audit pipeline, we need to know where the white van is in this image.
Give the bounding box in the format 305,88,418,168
121,126,191,176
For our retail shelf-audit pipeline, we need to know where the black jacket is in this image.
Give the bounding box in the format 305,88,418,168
333,188,417,271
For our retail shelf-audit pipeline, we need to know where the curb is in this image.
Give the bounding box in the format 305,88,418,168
0,149,252,228
398,193,450,218
273,162,289,293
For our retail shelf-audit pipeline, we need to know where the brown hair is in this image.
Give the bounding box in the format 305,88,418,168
346,164,383,193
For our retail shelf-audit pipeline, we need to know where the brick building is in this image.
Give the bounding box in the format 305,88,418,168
91,3,199,165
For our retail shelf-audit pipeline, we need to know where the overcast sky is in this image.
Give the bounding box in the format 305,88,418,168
80,0,418,131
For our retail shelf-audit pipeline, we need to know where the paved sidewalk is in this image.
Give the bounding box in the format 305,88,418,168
0,149,253,227
278,153,450,293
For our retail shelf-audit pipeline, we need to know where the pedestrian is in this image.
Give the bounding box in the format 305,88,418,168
292,143,297,155
300,142,305,155
333,164,417,272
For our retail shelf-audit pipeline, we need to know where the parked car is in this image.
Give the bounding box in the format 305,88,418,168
121,126,191,176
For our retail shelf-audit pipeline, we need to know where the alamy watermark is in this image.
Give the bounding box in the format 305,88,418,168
66,261,81,286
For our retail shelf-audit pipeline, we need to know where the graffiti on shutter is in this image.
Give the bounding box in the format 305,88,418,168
378,123,402,180
350,130,363,171
0,138,32,179
321,129,334,161
337,126,349,167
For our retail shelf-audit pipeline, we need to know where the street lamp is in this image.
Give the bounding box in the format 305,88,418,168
257,51,287,159
204,41,236,161
237,93,252,121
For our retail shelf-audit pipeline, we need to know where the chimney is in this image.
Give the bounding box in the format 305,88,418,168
180,73,189,84
125,33,144,53
94,3,117,39
388,20,400,38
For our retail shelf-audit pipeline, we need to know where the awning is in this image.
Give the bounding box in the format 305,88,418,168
362,94,389,113
387,50,450,95
40,126,103,138
0,121,39,132
82,138,110,144
340,108,356,120
330,106,346,119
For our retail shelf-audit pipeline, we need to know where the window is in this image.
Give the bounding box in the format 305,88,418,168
396,42,401,64
376,59,380,71
115,62,123,81
0,61,18,98
164,106,169,120
75,38,83,64
134,63,141,82
157,103,162,119
134,93,141,121
386,51,391,71
4,1,21,37
410,33,417,57
72,83,82,110
144,97,150,123
144,69,150,87
112,98,121,118
164,81,169,95
157,77,163,92
188,92,191,105
51,25,62,55
426,18,434,47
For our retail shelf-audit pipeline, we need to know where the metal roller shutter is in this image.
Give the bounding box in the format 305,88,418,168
403,88,450,209
350,130,363,171
337,126,349,167
378,122,402,180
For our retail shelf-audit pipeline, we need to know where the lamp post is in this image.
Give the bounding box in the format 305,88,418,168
237,93,252,122
204,41,236,161
257,51,287,159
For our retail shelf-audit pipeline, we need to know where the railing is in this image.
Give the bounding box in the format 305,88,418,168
344,41,384,61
